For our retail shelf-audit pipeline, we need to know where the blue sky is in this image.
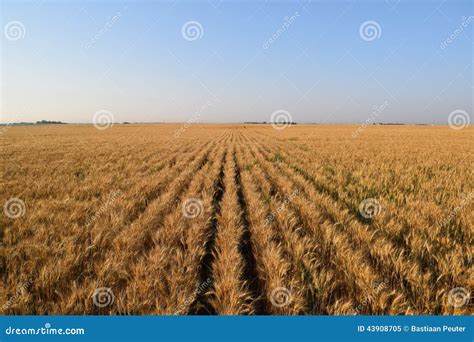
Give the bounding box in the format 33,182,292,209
1,0,472,124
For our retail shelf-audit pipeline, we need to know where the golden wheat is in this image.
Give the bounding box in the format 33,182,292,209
1,124,472,315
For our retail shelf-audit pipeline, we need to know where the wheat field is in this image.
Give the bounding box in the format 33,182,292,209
0,124,472,315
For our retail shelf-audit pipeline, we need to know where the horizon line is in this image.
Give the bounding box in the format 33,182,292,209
0,121,450,126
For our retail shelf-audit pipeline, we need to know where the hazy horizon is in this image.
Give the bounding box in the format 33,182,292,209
0,119,461,125
1,0,472,125
1,120,463,126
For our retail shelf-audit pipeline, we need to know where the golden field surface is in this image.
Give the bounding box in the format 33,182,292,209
0,124,472,315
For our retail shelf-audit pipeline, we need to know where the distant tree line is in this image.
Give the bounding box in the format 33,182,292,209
0,120,66,126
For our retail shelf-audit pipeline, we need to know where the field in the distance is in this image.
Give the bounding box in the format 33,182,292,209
1,124,472,315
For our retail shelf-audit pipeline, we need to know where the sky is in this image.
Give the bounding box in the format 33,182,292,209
1,0,472,124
